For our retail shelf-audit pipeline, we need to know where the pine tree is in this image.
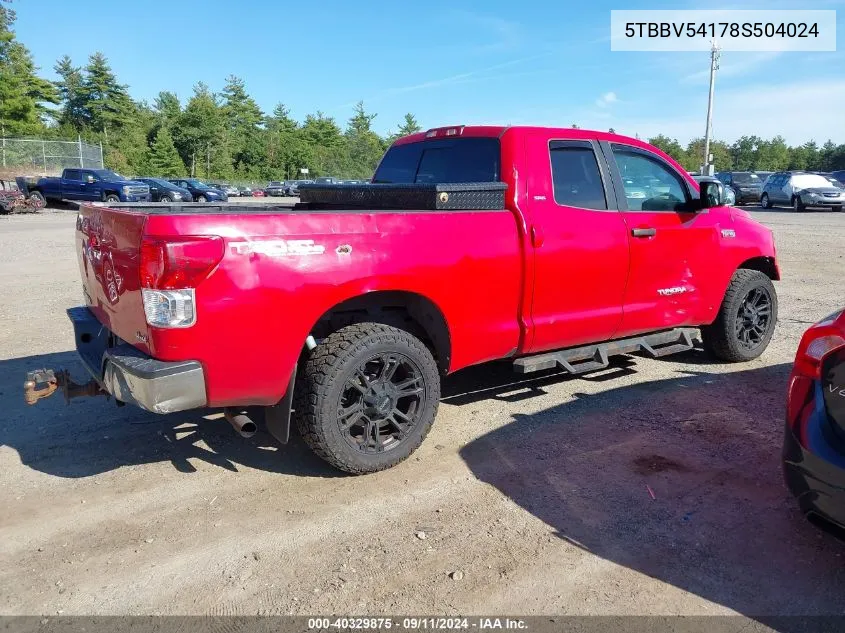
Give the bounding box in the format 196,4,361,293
77,52,135,136
0,5,59,135
176,83,228,178
54,55,85,129
397,113,421,137
148,127,186,177
345,102,384,179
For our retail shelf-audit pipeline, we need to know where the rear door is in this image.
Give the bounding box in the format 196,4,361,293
600,142,717,336
524,133,630,352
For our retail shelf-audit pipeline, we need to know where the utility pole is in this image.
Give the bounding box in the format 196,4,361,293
702,41,721,176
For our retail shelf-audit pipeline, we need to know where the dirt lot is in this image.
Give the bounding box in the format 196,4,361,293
2,207,845,621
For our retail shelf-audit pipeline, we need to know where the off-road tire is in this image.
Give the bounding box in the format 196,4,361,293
760,193,772,209
294,322,440,474
701,269,777,362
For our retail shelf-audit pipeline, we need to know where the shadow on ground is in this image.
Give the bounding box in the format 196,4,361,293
460,361,845,623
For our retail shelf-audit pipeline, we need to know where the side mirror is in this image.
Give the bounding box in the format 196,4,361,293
86,175,95,184
698,180,727,209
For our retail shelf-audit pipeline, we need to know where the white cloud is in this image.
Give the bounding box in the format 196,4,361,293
595,92,618,108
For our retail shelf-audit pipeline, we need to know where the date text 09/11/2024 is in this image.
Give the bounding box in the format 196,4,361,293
306,618,528,630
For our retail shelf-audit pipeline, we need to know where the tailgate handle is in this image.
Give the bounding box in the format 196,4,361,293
631,227,656,238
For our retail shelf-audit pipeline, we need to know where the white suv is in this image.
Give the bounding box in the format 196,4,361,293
761,171,845,212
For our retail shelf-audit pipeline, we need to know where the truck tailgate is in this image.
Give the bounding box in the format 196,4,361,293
76,204,150,354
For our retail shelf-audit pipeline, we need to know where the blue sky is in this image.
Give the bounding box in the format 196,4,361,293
13,0,845,145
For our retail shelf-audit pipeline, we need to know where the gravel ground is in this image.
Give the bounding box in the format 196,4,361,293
1,207,845,622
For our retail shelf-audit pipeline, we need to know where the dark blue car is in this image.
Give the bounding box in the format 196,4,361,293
167,178,227,202
136,177,193,202
784,308,845,532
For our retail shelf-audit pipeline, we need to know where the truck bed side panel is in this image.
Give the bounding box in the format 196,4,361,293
127,210,523,407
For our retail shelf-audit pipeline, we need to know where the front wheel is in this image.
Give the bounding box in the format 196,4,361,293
701,269,778,362
104,194,120,203
196,195,207,203
294,322,441,474
792,196,805,212
159,195,172,203
832,205,842,213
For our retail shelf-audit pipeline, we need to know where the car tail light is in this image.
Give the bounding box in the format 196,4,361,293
792,310,845,380
140,236,223,290
140,236,223,329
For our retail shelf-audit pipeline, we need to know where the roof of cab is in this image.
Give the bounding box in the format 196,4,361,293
392,125,650,150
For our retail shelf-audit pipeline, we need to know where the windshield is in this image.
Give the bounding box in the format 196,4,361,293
144,178,171,187
186,179,211,189
794,174,835,189
374,137,501,184
732,173,760,184
92,169,124,180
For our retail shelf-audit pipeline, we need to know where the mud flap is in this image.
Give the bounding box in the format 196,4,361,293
265,364,296,444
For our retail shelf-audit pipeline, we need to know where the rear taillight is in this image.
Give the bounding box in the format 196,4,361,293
140,236,223,290
140,236,223,329
793,312,845,380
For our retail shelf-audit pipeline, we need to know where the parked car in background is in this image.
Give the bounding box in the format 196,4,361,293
761,171,845,212
784,307,845,532
694,175,736,206
135,177,193,202
238,186,253,197
265,181,286,196
831,171,845,186
251,188,266,197
314,176,337,184
167,178,228,202
755,171,773,185
715,171,763,205
27,168,150,206
285,180,312,196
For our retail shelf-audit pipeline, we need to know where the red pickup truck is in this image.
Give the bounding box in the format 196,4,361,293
26,126,780,474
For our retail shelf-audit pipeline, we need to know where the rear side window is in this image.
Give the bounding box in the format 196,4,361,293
548,141,607,210
64,170,80,181
373,137,500,184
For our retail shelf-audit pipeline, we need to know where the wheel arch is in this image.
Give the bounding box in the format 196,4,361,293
309,290,452,373
738,256,780,281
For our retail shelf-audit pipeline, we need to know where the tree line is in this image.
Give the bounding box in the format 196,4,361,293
2,5,845,182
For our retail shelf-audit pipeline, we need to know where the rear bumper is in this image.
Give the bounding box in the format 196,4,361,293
735,189,762,203
69,306,206,414
783,422,845,529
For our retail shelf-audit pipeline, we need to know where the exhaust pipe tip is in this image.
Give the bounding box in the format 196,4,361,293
224,408,257,439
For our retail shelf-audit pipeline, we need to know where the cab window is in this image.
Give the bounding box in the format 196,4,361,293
548,141,607,210
611,146,690,212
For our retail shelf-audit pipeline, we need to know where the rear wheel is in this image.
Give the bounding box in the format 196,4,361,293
701,269,778,362
29,190,46,209
760,193,772,209
792,196,804,212
294,322,440,474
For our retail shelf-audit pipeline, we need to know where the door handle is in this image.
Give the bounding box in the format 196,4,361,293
631,227,656,238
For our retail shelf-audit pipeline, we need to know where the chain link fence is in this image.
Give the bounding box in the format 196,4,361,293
0,137,104,177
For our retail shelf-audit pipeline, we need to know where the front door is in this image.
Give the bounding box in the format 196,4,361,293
601,142,715,336
524,134,630,353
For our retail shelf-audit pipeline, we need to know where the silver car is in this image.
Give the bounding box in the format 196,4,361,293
761,171,845,211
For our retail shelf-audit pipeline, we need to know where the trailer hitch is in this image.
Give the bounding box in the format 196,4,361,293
24,368,104,406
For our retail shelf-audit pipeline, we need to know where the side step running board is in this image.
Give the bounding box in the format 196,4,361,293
513,328,699,375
